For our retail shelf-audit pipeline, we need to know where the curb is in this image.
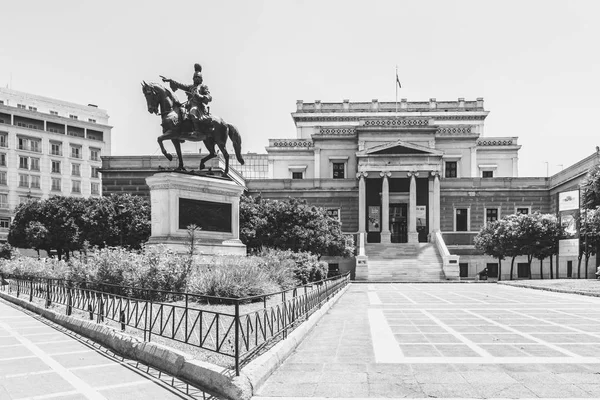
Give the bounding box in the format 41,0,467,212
242,283,350,392
498,281,600,298
0,282,350,400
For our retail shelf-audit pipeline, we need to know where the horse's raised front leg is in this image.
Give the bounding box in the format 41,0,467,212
157,135,173,162
172,139,185,171
199,138,216,171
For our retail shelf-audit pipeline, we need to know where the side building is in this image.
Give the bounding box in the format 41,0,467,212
100,98,597,281
0,87,112,241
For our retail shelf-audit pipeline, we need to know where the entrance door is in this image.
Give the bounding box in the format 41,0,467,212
390,203,407,243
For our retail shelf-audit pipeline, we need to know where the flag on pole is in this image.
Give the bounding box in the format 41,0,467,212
396,71,401,89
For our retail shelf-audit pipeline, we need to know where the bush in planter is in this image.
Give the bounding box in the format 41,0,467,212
258,248,328,284
188,255,298,299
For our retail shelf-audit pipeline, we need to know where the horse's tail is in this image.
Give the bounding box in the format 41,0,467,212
228,124,245,165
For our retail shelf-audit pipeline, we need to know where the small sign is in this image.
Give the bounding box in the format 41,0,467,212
416,206,427,227
559,190,579,211
368,206,380,232
559,238,579,257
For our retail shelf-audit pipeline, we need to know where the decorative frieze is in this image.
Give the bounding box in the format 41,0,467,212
319,127,356,136
364,118,429,127
437,126,472,135
295,116,358,123
271,139,314,148
477,139,513,146
435,115,486,121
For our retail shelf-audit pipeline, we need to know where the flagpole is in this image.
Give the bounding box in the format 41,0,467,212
395,65,398,113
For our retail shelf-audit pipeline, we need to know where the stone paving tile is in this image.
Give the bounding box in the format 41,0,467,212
474,382,538,398
460,370,519,384
0,371,73,399
523,383,595,398
257,382,316,396
0,357,49,376
267,370,322,384
99,381,192,400
421,383,480,398
413,371,467,384
368,382,425,398
69,363,155,387
313,382,369,397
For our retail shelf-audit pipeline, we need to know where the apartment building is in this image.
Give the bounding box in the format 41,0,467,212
0,87,112,240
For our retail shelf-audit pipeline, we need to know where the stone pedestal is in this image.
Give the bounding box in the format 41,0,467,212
145,172,246,255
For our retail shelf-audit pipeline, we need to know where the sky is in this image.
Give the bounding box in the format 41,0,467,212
1,0,599,177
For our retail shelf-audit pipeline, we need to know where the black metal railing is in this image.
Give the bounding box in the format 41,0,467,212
0,272,350,375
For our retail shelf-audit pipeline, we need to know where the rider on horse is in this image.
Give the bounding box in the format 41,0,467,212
161,63,213,138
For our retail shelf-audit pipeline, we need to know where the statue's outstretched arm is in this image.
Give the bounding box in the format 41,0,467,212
168,79,190,93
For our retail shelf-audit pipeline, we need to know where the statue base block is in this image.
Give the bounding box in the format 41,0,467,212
145,172,246,256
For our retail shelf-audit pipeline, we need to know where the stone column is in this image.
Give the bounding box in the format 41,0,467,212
432,171,441,232
357,172,368,256
314,148,321,188
407,171,419,244
471,146,478,177
380,171,391,243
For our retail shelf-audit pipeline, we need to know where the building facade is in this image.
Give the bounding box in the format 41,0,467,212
0,88,112,240
100,98,597,280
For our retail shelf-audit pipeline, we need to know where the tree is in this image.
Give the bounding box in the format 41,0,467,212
580,207,600,279
474,220,506,281
240,195,354,257
8,194,151,258
532,213,562,280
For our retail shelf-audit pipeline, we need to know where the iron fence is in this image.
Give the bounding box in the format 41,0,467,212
0,272,350,375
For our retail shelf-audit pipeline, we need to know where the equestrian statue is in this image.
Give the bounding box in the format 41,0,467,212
141,63,244,176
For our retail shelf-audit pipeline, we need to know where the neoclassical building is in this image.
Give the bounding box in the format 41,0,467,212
101,97,597,281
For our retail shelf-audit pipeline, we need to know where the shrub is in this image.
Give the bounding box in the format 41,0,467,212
188,255,298,299
258,248,328,284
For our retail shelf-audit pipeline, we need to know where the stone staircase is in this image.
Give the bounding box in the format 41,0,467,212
364,243,445,282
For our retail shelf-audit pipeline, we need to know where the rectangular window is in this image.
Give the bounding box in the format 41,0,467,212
18,174,28,188
327,208,340,221
516,207,530,215
517,262,530,278
0,153,6,166
0,195,7,209
486,208,498,224
18,137,27,151
51,142,62,156
487,263,499,278
70,145,81,159
459,263,469,278
91,166,99,178
30,176,40,189
69,114,78,120
88,118,96,123
90,148,100,161
332,163,345,179
0,218,9,228
72,180,81,193
18,156,28,169
30,139,40,153
50,110,58,116
0,134,6,148
445,161,457,178
292,172,303,179
17,104,26,109
0,100,4,105
30,158,40,171
482,170,494,178
72,163,81,176
455,208,468,231
28,106,37,111
51,178,61,191
567,261,573,278
0,172,6,185
51,160,61,173
91,182,99,195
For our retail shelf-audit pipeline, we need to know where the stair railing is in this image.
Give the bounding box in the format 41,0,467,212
432,230,460,280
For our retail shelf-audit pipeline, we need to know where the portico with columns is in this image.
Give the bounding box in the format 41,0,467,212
355,140,443,257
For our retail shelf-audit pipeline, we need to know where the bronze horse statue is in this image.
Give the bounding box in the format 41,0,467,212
141,81,244,175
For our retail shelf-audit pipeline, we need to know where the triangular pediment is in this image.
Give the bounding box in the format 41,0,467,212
359,140,443,156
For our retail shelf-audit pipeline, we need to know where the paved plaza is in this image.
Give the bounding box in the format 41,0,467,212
254,283,600,399
0,299,216,400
